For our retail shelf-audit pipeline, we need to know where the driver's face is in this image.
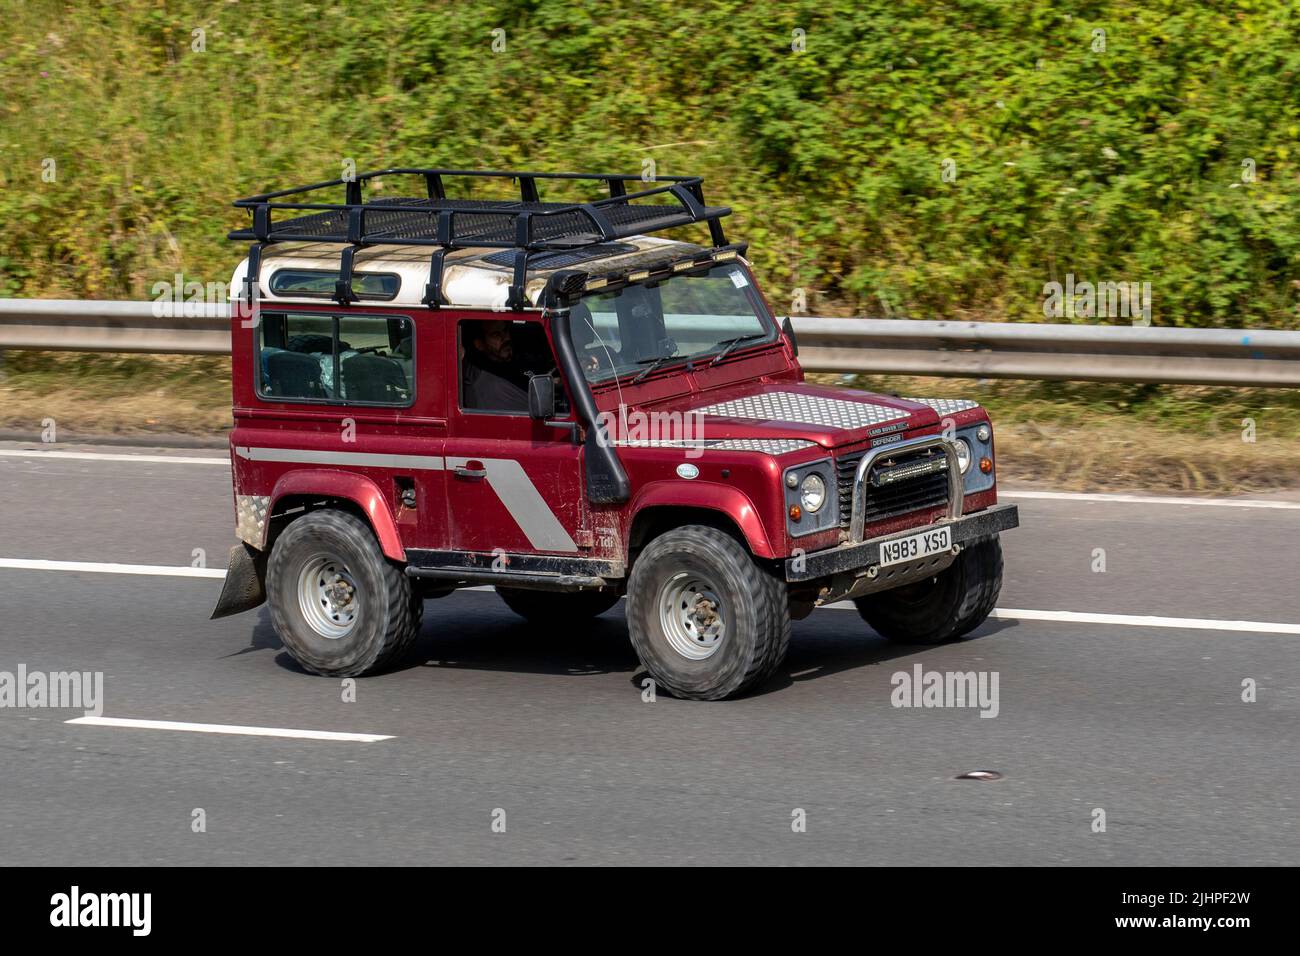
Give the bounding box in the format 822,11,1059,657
475,321,513,362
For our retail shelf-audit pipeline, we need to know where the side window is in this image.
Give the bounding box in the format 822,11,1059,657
268,269,400,301
337,316,413,404
258,312,413,406
459,319,567,415
259,313,334,400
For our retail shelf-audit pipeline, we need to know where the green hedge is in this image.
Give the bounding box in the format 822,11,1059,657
2,0,1297,326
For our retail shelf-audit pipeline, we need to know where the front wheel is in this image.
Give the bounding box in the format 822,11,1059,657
854,535,1003,645
626,526,790,700
266,509,422,676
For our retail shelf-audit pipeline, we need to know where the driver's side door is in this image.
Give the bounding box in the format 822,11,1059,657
443,316,589,558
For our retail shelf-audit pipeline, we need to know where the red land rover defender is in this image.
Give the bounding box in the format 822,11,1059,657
213,169,1018,700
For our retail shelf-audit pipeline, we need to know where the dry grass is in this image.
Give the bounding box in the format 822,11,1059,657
2,354,1297,493
813,373,1300,494
0,352,232,438
993,419,1299,492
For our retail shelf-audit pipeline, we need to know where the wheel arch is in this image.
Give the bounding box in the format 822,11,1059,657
266,470,406,562
627,481,776,560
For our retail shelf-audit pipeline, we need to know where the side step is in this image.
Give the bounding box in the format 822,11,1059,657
403,549,623,592
405,566,609,592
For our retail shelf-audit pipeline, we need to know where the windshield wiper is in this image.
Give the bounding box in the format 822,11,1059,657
632,352,681,383
709,332,768,366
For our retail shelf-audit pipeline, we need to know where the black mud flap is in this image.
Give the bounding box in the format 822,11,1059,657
210,542,267,619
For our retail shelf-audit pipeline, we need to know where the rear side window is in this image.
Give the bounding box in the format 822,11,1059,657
258,312,414,406
268,269,400,300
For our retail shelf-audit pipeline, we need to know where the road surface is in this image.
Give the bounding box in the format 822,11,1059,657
0,441,1296,865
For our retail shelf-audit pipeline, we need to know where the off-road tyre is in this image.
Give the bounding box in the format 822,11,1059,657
266,509,421,676
854,535,1003,645
626,525,790,700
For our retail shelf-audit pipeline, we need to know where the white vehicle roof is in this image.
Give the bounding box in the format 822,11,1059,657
230,235,707,310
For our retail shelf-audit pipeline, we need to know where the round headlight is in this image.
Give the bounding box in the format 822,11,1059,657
954,438,972,474
799,473,826,513
976,424,991,442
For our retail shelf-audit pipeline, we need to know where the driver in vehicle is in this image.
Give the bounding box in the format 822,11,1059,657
463,320,531,411
569,302,618,376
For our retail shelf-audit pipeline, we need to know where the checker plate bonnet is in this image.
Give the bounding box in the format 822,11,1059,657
903,397,980,416
695,391,910,431
613,438,817,454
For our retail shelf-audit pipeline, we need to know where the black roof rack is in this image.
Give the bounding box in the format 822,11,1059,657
229,168,732,309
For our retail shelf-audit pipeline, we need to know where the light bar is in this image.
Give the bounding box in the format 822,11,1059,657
873,456,949,487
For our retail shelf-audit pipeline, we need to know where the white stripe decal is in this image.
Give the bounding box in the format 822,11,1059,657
447,456,578,552
235,446,445,470
234,446,576,553
0,558,226,578
8,449,1296,511
1001,490,1300,510
67,715,392,743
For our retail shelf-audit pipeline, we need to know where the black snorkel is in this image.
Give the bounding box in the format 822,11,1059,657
542,269,631,505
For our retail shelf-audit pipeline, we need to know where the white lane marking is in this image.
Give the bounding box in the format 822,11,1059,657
483,590,1294,634
987,607,1300,635
1002,489,1300,510
67,715,392,743
0,558,226,578
6,558,1296,637
0,449,228,465
822,600,1300,634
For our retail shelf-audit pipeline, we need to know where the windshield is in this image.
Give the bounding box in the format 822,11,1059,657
567,263,777,384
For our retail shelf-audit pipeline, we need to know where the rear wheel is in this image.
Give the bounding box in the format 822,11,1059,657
266,509,421,676
854,535,1003,644
496,587,620,623
626,525,789,700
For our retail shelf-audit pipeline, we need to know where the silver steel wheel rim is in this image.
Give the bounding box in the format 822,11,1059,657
297,554,359,639
658,572,726,661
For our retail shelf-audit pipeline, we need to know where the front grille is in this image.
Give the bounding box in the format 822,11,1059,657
837,446,951,529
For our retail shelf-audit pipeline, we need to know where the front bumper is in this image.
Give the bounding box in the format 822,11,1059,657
785,503,1019,582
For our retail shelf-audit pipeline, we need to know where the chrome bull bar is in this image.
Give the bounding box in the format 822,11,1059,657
848,434,963,544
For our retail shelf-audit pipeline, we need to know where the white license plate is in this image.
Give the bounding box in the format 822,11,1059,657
878,525,952,567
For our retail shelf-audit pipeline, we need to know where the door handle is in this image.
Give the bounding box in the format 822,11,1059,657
454,461,487,479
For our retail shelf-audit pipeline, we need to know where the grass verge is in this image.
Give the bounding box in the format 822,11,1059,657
820,373,1300,493
0,351,232,438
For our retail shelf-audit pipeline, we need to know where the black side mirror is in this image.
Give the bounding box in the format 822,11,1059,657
782,316,799,356
528,374,557,420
